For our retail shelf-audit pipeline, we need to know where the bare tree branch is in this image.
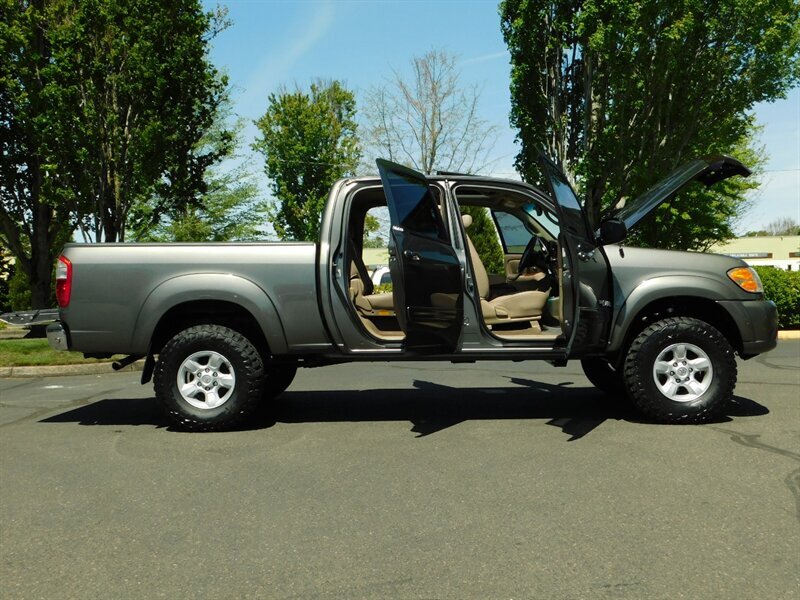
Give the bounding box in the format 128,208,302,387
362,49,499,175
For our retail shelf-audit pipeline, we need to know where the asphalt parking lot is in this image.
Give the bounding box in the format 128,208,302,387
1,341,798,599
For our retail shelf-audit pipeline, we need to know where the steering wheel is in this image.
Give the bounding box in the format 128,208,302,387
516,234,549,276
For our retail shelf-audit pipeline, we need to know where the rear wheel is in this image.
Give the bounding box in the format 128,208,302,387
623,317,736,423
154,325,264,431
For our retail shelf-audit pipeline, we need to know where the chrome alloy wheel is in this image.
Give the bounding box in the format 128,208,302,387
176,350,236,409
652,342,713,402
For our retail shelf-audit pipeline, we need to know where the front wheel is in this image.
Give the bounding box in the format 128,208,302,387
154,325,264,431
623,317,737,424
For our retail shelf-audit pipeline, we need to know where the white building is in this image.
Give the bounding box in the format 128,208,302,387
709,235,800,271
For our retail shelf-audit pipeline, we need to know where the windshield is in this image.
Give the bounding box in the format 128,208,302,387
523,203,560,238
537,156,593,240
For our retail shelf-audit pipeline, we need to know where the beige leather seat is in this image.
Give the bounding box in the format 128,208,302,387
350,264,395,315
462,214,549,325
349,255,395,316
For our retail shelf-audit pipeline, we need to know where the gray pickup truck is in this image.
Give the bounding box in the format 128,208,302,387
19,157,778,430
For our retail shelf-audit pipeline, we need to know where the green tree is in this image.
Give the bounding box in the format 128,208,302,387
629,134,764,251
461,206,505,274
0,249,15,312
253,80,360,241
744,217,800,237
134,110,266,243
1,0,228,308
138,167,264,243
501,0,799,250
1,0,78,308
68,0,230,242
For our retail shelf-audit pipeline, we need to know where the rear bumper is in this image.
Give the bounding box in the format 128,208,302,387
0,308,59,327
717,299,778,356
46,323,70,351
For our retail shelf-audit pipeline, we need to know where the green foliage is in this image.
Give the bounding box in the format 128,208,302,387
0,251,13,313
501,0,799,250
134,115,266,243
744,217,800,237
754,266,800,329
363,236,388,249
0,338,125,367
363,207,390,248
253,80,361,241
461,206,505,274
8,267,32,311
627,134,765,251
1,0,228,305
0,0,79,307
139,179,264,243
68,0,230,242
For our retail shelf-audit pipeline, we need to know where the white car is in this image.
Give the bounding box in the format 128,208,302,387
371,266,392,286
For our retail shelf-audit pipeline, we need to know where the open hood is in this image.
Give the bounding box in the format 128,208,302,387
610,155,751,232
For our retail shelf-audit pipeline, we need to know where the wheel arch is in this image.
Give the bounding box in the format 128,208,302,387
609,294,743,362
131,274,289,356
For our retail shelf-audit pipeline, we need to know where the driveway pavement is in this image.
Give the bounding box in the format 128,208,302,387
1,342,798,599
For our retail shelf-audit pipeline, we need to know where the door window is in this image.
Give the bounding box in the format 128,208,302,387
493,211,531,253
380,168,448,242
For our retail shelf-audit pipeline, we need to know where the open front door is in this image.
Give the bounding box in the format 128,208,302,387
537,156,612,356
376,159,463,352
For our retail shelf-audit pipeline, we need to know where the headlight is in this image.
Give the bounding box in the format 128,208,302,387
727,267,763,293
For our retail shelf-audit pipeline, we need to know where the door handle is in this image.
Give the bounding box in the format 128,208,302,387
403,250,421,261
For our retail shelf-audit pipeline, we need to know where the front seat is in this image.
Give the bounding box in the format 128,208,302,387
461,214,549,325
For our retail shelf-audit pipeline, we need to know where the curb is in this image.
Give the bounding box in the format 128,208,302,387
777,330,800,340
0,360,144,379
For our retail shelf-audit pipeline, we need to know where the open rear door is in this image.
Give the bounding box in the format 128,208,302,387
376,159,463,352
537,156,612,355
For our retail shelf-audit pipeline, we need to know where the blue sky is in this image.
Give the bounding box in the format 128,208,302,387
203,0,799,232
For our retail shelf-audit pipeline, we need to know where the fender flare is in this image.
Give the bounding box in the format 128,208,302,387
608,274,738,353
130,273,288,355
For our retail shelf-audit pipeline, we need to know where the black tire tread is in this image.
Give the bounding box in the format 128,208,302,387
154,324,264,432
623,316,737,424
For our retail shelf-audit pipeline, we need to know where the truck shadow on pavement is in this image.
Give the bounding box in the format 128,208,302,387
40,377,769,441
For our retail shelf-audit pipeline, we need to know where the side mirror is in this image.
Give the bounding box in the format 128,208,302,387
599,218,627,245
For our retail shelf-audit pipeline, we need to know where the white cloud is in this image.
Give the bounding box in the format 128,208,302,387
460,50,509,66
238,1,336,118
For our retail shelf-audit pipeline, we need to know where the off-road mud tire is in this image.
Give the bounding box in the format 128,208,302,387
623,317,736,424
154,325,264,431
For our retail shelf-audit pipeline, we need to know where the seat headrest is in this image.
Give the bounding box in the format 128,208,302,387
461,214,473,228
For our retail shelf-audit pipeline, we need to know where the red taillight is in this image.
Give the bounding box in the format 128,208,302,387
56,255,72,307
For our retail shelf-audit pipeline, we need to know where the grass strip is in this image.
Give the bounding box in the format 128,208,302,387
0,338,124,367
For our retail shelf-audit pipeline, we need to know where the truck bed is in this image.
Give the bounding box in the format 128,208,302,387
59,242,329,355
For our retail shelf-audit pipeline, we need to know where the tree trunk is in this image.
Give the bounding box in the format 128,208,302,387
29,166,56,309
29,261,54,309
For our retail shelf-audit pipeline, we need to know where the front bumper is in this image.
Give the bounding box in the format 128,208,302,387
717,299,778,356
46,323,70,351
